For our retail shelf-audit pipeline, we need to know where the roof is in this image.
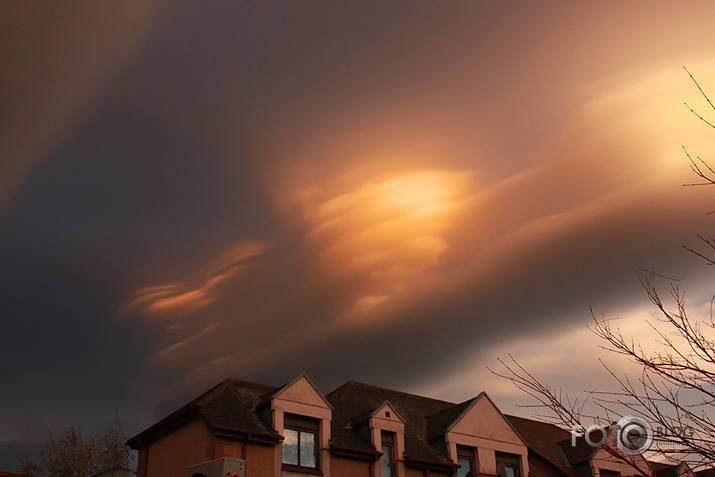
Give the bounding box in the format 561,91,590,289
650,462,681,477
199,378,281,437
127,378,281,447
424,397,477,440
558,432,598,467
506,415,575,476
326,380,457,467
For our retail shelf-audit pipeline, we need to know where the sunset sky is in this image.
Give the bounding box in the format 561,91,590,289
3,1,715,470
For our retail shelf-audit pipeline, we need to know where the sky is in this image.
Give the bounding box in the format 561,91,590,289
3,1,715,470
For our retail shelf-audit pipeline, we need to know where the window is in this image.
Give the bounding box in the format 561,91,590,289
380,431,395,477
457,445,475,477
600,470,620,477
282,413,319,470
496,452,520,477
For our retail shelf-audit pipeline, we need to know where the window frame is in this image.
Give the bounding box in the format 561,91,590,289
282,413,321,474
457,445,476,477
496,451,521,477
380,431,396,477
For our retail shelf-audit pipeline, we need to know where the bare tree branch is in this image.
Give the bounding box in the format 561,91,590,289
493,70,715,472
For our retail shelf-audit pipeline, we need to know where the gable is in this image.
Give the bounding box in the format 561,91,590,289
274,374,331,409
371,402,405,424
449,394,525,446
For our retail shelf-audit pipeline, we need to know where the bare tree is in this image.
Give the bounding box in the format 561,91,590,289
493,69,715,472
22,412,133,477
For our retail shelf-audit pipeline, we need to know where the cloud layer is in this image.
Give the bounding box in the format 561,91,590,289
3,2,715,470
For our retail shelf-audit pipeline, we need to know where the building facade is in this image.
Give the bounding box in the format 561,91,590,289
127,375,688,477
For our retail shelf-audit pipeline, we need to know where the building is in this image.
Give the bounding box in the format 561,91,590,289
127,374,689,477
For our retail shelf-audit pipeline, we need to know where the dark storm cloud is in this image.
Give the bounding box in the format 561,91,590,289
0,2,166,215
3,1,715,472
146,161,712,402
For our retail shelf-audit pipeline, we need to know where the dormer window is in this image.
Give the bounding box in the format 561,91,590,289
496,452,521,477
380,431,395,477
457,445,475,477
282,413,319,470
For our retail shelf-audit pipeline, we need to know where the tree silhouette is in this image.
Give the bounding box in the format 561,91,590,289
22,412,133,477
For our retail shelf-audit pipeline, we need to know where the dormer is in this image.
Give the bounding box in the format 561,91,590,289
562,426,654,477
589,428,653,477
351,401,406,477
426,392,529,477
254,374,332,475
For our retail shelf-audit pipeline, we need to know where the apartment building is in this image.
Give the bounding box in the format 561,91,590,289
127,374,687,477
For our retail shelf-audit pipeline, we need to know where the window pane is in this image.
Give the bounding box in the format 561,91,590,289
381,444,393,477
458,457,473,477
282,429,298,465
300,431,316,468
497,453,520,477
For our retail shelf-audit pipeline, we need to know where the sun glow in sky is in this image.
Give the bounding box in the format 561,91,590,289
303,169,474,322
5,3,715,469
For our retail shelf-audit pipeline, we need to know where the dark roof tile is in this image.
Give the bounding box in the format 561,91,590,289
505,415,574,476
198,378,280,438
127,378,280,447
424,398,476,440
326,381,455,466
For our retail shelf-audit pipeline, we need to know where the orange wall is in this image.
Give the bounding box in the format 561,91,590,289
330,455,371,477
215,440,276,477
141,419,212,477
139,424,457,477
244,444,275,477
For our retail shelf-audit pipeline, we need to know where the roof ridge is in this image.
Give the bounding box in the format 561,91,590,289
196,378,237,407
345,380,455,406
504,414,572,433
326,380,357,401
226,376,281,389
424,396,477,420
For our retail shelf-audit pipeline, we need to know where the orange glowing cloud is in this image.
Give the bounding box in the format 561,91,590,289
126,59,715,397
299,169,475,322
126,242,267,319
